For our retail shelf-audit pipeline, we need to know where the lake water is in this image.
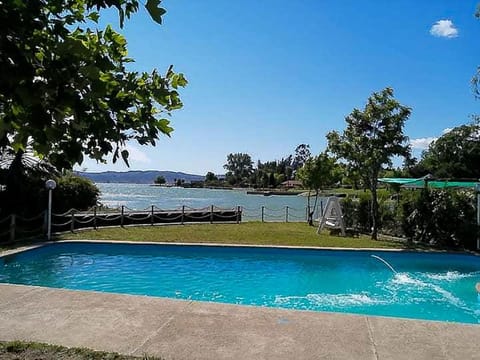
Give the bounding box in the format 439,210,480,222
97,183,320,222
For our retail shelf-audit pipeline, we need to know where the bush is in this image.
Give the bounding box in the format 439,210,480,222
451,190,479,249
378,197,399,236
356,194,372,233
340,187,479,248
341,192,397,235
53,174,99,213
400,188,478,249
341,193,372,233
340,196,356,229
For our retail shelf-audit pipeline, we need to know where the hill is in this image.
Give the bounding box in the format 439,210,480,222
76,170,204,184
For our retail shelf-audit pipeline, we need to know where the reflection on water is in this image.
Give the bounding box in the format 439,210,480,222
97,183,321,221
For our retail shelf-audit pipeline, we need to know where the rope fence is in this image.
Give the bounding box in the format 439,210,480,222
0,204,322,243
243,205,324,223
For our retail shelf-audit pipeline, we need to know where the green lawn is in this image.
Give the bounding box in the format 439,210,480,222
0,341,161,360
59,222,405,249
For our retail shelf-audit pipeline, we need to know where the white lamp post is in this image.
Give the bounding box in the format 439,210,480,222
45,179,57,240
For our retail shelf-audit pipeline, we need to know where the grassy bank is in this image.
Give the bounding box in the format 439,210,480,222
0,341,160,360
59,222,405,249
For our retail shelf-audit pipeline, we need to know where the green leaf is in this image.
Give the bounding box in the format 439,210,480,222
34,51,44,62
145,0,167,25
87,12,100,23
170,73,188,89
113,147,119,163
121,149,130,167
156,118,173,136
11,104,23,116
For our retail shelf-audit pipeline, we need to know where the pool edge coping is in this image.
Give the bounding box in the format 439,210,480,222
1,281,479,328
1,282,480,360
2,241,480,327
2,239,479,258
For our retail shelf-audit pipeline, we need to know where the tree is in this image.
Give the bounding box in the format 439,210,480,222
205,172,218,183
205,171,218,185
154,176,166,185
472,6,480,120
297,152,336,225
0,0,187,171
253,155,293,188
223,153,253,186
473,6,480,99
268,172,276,188
413,122,480,179
327,88,411,239
342,166,363,190
175,178,184,187
292,144,311,171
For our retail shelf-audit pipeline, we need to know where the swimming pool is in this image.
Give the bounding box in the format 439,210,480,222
1,242,480,324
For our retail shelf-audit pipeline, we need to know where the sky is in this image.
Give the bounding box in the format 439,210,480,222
76,0,480,175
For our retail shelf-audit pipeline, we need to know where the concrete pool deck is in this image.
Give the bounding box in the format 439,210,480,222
1,284,480,359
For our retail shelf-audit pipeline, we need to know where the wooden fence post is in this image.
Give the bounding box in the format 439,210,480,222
9,214,15,242
43,211,48,234
70,210,75,233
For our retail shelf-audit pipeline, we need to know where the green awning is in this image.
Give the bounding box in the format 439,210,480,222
378,178,479,189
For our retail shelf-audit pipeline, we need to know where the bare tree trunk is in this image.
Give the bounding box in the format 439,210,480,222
371,181,378,240
308,189,319,226
306,191,312,225
5,150,25,215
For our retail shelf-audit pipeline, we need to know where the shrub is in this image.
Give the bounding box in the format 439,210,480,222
341,191,398,235
400,188,478,249
53,174,99,213
340,196,356,229
340,186,478,247
341,193,372,233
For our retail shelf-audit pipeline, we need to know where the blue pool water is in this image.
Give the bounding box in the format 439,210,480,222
1,242,480,324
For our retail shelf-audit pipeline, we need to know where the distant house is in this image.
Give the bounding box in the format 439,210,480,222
280,180,303,189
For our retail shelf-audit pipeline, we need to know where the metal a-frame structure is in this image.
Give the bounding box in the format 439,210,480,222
317,197,346,236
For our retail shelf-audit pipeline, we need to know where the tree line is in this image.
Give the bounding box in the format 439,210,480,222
219,87,479,239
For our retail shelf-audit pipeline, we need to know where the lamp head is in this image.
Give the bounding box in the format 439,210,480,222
45,179,57,190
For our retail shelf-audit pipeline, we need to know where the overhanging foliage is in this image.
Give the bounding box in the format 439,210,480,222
0,0,187,170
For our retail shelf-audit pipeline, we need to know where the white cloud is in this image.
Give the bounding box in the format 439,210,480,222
125,145,151,164
410,137,436,150
430,20,458,38
410,127,458,150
